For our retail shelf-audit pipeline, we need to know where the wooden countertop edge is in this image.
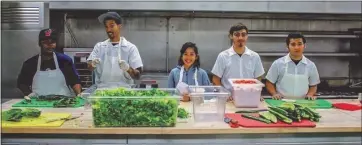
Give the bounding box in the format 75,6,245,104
2,127,361,134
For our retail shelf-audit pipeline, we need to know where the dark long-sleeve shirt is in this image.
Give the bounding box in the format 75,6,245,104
17,52,80,96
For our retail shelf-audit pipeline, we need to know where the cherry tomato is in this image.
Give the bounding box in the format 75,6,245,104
233,80,256,84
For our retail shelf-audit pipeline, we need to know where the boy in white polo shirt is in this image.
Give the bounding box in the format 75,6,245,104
211,23,265,94
265,33,320,100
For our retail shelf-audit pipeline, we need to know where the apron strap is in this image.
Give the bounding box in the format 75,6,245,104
36,52,59,71
106,37,122,60
179,66,199,86
117,37,122,60
284,56,289,74
37,54,41,71
178,66,184,84
194,68,198,86
53,52,60,69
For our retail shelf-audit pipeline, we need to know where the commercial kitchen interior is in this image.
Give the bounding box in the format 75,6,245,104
2,1,361,100
1,1,362,145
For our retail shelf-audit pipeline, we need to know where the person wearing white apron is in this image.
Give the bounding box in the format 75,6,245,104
168,42,211,101
211,23,265,100
31,53,73,97
265,33,320,100
87,12,143,86
17,28,82,99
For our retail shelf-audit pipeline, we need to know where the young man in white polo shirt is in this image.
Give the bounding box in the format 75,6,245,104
211,23,265,93
265,33,320,100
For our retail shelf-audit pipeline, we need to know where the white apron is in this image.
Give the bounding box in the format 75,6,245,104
176,66,198,95
277,58,309,98
31,53,73,96
96,38,134,85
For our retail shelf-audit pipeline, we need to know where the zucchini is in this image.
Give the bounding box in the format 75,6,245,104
241,114,271,124
304,106,317,113
304,107,321,118
235,110,261,114
280,103,295,112
293,103,305,108
311,117,319,122
268,110,293,124
269,106,288,116
294,108,301,121
287,113,299,122
300,110,310,119
303,107,321,122
303,108,320,120
259,112,277,123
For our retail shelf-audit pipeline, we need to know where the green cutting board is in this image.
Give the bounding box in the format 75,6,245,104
265,99,332,109
12,97,85,108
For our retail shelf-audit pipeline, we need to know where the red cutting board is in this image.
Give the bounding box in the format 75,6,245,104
225,113,316,128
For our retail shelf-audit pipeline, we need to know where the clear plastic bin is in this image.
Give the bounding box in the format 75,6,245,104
83,87,181,127
188,86,230,123
228,78,265,108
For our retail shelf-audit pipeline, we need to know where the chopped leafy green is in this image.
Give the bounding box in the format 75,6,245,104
94,88,170,97
91,88,179,127
2,108,42,122
18,95,82,108
177,108,189,119
21,108,41,118
36,95,65,101
2,109,23,122
53,97,79,108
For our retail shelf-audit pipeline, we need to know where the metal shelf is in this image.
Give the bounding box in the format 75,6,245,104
259,53,360,57
248,34,358,38
64,48,93,52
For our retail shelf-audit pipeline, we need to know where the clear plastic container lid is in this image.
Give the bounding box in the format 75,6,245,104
188,86,230,97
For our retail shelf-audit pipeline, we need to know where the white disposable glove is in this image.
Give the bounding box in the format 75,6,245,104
118,59,130,71
24,92,37,100
91,58,101,68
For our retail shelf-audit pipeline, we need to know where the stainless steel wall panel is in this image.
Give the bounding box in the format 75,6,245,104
1,2,47,99
49,1,362,14
64,17,168,72
268,1,361,14
1,30,42,98
50,2,269,12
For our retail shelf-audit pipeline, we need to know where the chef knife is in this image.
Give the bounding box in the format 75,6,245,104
46,116,81,123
